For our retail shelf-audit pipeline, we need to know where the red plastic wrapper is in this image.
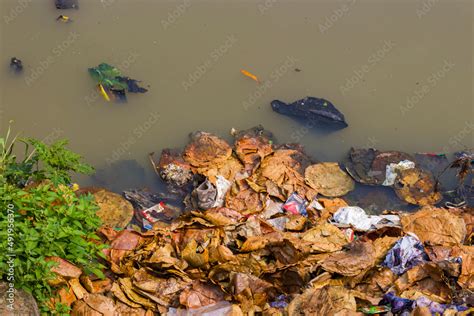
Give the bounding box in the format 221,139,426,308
282,193,307,216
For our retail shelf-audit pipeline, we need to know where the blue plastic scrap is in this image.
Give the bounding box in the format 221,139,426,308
382,235,428,275
382,292,469,315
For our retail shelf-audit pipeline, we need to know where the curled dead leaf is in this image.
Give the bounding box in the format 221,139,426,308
93,189,134,229
401,206,466,246
288,285,356,315
320,241,376,276
305,163,355,197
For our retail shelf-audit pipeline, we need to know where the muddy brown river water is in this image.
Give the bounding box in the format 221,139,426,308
0,0,472,194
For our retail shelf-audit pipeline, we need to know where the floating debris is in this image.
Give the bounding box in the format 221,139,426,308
88,63,148,102
56,15,72,22
240,69,260,83
10,57,23,73
55,0,78,9
271,96,348,129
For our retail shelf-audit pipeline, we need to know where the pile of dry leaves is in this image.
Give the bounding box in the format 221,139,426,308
52,130,472,315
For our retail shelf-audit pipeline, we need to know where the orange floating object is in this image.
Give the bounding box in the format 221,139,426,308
240,69,260,83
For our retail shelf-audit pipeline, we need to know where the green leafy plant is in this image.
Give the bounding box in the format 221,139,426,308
0,126,106,314
88,63,127,90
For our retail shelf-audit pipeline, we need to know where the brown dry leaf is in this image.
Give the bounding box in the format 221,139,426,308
93,189,134,228
257,149,317,201
132,268,169,292
133,288,169,310
352,267,397,302
234,134,273,174
46,256,82,279
71,300,102,316
183,132,232,168
119,278,156,309
320,241,376,276
181,239,209,268
132,268,189,302
316,198,349,222
231,272,275,308
195,156,244,184
111,282,142,308
267,238,303,266
114,301,151,316
449,207,474,243
80,276,112,294
394,263,441,292
108,230,144,274
83,293,117,316
225,180,263,213
240,235,273,252
68,278,88,300
412,306,432,316
451,245,474,289
265,267,309,295
395,263,452,303
400,281,451,304
372,236,398,263
401,206,467,246
394,168,442,206
301,223,348,253
215,245,236,262
305,163,355,197
201,207,244,226
288,285,356,316
179,281,225,309
318,198,348,213
285,214,307,231
145,242,188,272
54,286,76,308
425,245,453,262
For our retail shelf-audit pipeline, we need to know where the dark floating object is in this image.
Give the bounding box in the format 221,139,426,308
88,63,148,103
10,57,23,73
56,15,72,22
55,0,78,9
271,96,348,128
117,76,148,93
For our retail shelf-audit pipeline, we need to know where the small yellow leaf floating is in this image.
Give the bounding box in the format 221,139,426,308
97,84,110,102
240,69,260,84
56,15,71,23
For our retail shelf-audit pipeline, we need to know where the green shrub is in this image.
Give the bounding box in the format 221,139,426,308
0,127,105,313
